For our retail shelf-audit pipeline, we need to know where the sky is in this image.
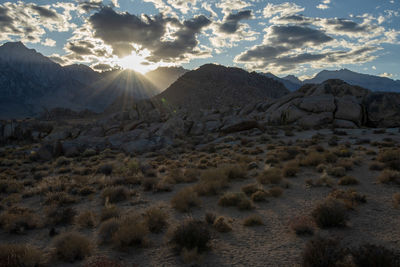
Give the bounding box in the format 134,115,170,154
0,0,399,79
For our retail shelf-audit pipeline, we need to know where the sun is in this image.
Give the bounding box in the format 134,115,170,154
117,53,154,74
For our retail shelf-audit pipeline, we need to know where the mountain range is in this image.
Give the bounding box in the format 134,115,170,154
1,41,400,119
265,69,400,92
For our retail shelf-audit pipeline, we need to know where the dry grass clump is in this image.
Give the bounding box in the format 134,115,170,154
44,192,76,206
257,167,282,184
100,205,120,222
241,183,261,196
0,206,41,233
302,237,345,267
300,152,324,167
223,164,247,180
338,176,359,186
101,186,131,204
289,216,315,235
169,218,211,254
194,169,228,196
204,212,216,225
143,206,169,233
97,164,113,175
76,211,96,229
213,216,232,232
269,186,283,197
393,193,400,209
369,161,384,171
327,166,346,177
329,189,366,209
0,243,45,267
171,187,201,212
352,243,400,267
218,192,253,210
53,232,92,262
283,161,299,177
243,214,263,227
377,149,400,171
377,169,400,184
311,199,348,228
45,205,76,226
0,180,23,194
251,189,270,202
111,215,149,250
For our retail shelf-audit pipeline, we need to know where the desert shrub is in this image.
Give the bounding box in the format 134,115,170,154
183,169,199,183
316,164,328,173
283,161,299,177
369,162,384,171
243,214,263,227
333,148,352,158
53,232,92,262
111,216,149,250
393,193,400,209
55,156,71,167
195,169,228,196
83,256,122,267
312,199,348,228
98,218,120,244
324,152,338,163
377,170,400,184
141,177,157,191
82,149,97,157
143,206,168,233
0,243,45,267
338,176,359,186
97,164,113,175
257,168,282,184
170,218,211,253
377,149,400,170
164,168,185,184
204,212,216,225
223,164,247,180
327,167,346,178
251,189,270,202
101,186,130,204
45,205,76,225
0,207,40,233
218,192,253,210
289,216,315,235
301,152,324,166
328,189,366,209
269,187,283,197
100,206,120,222
302,237,346,267
241,183,261,196
76,211,96,228
171,187,201,212
352,244,400,267
181,248,203,264
44,192,76,206
213,216,232,232
0,180,23,194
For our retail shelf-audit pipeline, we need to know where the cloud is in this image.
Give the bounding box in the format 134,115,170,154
317,0,331,10
219,10,252,33
216,0,252,16
91,62,114,71
379,72,393,78
0,2,76,44
263,2,304,18
43,38,56,47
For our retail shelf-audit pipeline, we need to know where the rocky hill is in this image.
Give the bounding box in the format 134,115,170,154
155,64,290,111
145,66,188,91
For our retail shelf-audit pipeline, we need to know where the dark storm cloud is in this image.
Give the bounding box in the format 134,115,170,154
88,7,211,61
268,25,333,47
30,5,58,18
0,6,16,32
151,15,211,60
234,25,377,71
92,63,113,71
219,10,252,33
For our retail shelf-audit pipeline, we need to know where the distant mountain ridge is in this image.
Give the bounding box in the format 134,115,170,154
263,69,400,93
0,42,159,119
145,67,188,91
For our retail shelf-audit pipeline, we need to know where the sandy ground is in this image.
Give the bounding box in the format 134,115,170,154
1,127,399,266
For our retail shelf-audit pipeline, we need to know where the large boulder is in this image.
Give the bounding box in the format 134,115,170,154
335,96,363,125
364,92,400,127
